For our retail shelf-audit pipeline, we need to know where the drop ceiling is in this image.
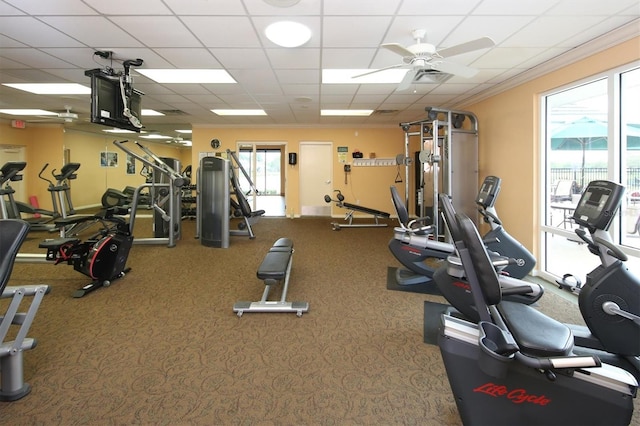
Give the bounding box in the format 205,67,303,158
0,0,638,137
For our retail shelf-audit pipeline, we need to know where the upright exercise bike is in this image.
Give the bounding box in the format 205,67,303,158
437,180,639,425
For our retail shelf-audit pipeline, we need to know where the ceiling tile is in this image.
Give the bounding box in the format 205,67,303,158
39,16,144,48
323,0,401,15
0,16,83,47
242,0,322,15
322,17,392,48
154,48,222,68
473,0,560,14
503,16,607,47
109,16,201,48
163,0,247,14
181,16,261,48
211,48,271,69
3,0,98,14
266,48,321,69
82,0,172,15
398,0,482,15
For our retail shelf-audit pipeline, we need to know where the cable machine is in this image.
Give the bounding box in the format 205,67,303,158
113,140,188,248
399,106,479,239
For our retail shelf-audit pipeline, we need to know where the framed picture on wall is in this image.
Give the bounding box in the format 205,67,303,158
126,154,135,174
100,151,118,167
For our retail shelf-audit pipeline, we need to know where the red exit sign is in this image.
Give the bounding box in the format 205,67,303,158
11,119,26,129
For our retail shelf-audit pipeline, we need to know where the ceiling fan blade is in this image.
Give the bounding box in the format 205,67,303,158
435,36,495,58
352,64,404,79
381,43,415,58
430,60,479,78
396,68,419,91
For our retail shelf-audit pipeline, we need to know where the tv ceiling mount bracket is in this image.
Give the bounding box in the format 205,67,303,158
120,58,144,129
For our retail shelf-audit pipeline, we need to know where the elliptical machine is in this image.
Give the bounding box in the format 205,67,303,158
38,208,133,298
437,180,639,425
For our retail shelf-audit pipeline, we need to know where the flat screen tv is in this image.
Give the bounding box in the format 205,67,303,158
85,68,143,132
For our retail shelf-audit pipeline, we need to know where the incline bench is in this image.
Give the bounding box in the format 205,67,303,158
233,238,309,317
324,190,390,230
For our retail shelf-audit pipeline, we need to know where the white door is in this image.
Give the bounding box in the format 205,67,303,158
299,142,332,216
0,145,26,202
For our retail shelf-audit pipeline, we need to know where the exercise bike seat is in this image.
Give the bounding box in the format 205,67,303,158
498,300,574,357
39,237,80,250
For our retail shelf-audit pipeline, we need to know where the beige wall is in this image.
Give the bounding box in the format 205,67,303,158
463,36,640,259
191,127,419,216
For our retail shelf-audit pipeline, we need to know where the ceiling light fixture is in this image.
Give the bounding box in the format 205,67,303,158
2,83,90,95
0,109,57,115
265,21,311,48
141,109,165,116
140,134,172,140
211,109,267,116
103,128,139,134
137,69,236,84
321,110,373,117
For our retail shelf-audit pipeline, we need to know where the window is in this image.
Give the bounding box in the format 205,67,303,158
540,64,640,283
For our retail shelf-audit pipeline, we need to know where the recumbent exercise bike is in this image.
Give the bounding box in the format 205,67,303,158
437,180,639,425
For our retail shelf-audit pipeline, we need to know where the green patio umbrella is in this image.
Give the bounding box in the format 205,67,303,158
551,117,640,188
551,117,607,189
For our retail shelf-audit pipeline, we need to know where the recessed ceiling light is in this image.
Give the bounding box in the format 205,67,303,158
321,110,373,116
140,134,172,139
0,109,57,115
265,21,311,48
2,83,90,94
322,69,408,84
211,109,267,116
137,69,236,84
103,128,139,134
141,109,165,116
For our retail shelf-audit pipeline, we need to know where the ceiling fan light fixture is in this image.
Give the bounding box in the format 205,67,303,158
265,21,311,47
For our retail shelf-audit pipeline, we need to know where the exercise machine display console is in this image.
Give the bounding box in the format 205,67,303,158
475,174,500,209
572,179,624,232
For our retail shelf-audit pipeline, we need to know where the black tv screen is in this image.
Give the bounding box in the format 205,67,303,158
85,68,143,132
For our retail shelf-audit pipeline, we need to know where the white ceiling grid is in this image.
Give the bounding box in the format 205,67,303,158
0,0,636,134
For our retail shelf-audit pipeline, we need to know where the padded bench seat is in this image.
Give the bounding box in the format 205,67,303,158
257,238,293,282
233,237,308,317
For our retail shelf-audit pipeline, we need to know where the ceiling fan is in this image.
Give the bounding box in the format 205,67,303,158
355,29,495,91
30,105,80,124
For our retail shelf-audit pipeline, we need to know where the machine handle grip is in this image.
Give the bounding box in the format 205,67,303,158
593,236,628,261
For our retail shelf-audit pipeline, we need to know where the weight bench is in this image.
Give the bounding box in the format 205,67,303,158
324,190,390,230
233,238,309,317
0,219,50,401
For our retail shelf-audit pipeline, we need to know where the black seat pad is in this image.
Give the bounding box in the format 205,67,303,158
256,238,293,281
498,301,574,357
39,238,80,249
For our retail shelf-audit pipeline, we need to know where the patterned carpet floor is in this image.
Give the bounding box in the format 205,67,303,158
1,216,638,425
